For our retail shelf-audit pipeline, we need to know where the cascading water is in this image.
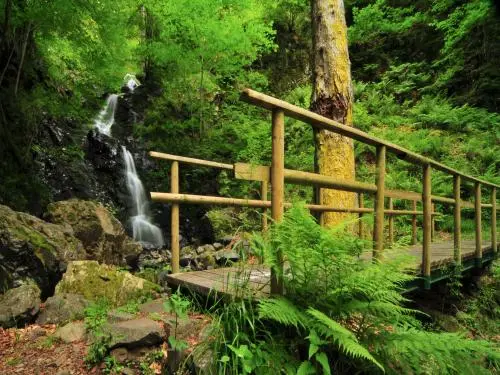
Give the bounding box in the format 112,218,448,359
93,94,118,136
92,81,164,247
122,146,164,247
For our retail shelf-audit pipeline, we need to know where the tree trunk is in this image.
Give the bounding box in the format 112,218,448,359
310,0,356,227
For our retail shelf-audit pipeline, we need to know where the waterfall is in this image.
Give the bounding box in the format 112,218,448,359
122,146,164,247
94,94,118,136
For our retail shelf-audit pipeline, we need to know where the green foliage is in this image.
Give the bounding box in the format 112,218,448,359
203,206,499,374
163,291,190,352
84,298,112,366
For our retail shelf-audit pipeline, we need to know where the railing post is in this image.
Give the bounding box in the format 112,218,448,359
475,182,482,267
431,203,436,242
388,197,394,247
271,109,285,295
492,187,497,256
171,161,180,274
358,193,364,239
373,145,386,259
422,164,432,289
453,175,461,265
261,181,268,232
411,200,417,245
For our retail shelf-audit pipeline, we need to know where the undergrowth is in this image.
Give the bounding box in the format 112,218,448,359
195,205,500,374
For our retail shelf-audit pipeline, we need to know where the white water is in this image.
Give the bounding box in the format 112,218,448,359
124,73,140,92
93,94,118,136
122,146,164,247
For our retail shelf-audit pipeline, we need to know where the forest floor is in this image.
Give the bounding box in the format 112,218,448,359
0,324,94,375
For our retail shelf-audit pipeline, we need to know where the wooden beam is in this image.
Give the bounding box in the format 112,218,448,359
388,197,394,247
454,175,461,265
149,151,234,170
171,161,180,274
234,162,474,208
492,187,497,255
240,89,500,189
261,181,268,233
271,109,285,295
412,200,417,245
373,145,386,259
422,164,432,288
475,182,482,264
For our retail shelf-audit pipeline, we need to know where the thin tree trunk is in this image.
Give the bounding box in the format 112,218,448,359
310,0,356,227
0,46,15,87
15,23,31,96
199,56,204,136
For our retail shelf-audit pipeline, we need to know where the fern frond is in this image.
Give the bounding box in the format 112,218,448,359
258,297,306,329
306,308,385,372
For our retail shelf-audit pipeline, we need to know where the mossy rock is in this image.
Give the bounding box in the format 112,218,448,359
46,199,142,266
0,204,85,297
55,261,161,307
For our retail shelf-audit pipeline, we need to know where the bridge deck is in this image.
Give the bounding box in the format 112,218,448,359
166,240,498,298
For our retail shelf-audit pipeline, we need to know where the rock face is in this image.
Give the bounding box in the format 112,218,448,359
55,261,160,307
0,282,41,328
36,293,89,325
0,204,85,296
46,199,142,266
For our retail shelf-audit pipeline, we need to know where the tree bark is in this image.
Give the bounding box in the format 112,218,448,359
310,0,356,227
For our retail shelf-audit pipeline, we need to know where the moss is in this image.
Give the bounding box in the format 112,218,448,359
56,261,161,307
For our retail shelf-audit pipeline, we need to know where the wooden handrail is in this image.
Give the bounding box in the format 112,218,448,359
150,192,439,216
240,88,500,189
149,151,234,170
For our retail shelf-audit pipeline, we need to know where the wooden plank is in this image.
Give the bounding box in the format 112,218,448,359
167,241,498,298
149,151,234,170
234,163,270,181
271,108,285,295
373,145,386,259
240,89,500,189
171,161,180,274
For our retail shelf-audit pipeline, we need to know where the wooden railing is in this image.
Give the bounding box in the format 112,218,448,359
149,88,499,294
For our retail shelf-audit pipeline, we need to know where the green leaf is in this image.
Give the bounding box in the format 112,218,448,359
314,352,331,375
297,361,316,375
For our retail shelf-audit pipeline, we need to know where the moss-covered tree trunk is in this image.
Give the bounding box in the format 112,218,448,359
311,0,356,227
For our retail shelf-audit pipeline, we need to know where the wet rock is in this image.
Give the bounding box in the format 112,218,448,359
46,199,142,266
54,321,86,343
36,293,89,325
0,282,41,328
104,318,164,349
137,249,170,270
219,236,234,245
55,261,161,307
213,242,224,250
0,204,85,297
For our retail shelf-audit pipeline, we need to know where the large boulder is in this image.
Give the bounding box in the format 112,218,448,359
46,199,142,266
55,261,161,307
0,204,85,297
0,282,41,328
36,293,89,325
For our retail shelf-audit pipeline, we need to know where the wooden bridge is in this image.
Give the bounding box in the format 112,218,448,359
148,89,499,296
